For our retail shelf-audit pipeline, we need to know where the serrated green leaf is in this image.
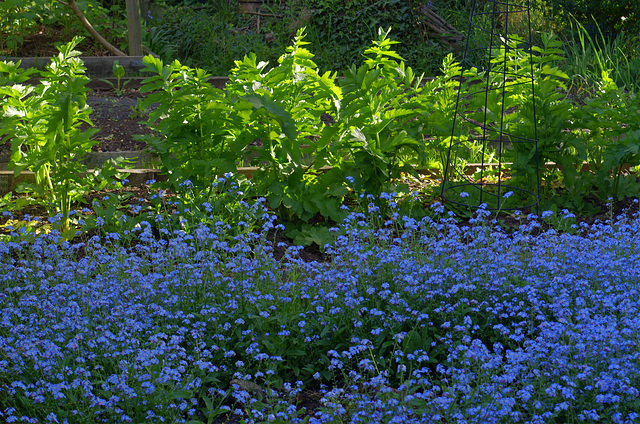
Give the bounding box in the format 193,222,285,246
242,93,297,140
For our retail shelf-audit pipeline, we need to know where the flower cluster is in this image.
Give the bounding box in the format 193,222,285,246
1,199,639,423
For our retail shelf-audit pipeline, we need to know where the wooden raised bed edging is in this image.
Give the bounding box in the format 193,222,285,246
9,56,148,79
0,151,159,172
1,162,635,197
6,54,229,85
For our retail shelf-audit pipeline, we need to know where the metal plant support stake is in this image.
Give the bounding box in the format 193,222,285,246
441,0,540,211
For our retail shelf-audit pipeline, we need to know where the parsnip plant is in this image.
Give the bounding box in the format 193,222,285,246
137,55,243,192
226,28,347,223
327,27,432,197
0,37,107,232
137,27,640,226
140,29,348,225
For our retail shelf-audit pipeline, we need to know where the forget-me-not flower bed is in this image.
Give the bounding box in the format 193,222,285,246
1,201,640,424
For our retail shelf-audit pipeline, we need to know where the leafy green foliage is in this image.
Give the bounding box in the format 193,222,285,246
440,32,572,209
327,28,430,197
0,37,128,232
144,3,289,74
497,32,582,197
0,0,129,56
437,30,640,212
139,28,437,230
139,26,640,227
545,0,637,33
146,0,452,77
226,29,347,224
138,29,347,226
572,71,640,200
98,60,131,96
0,0,58,53
2,23,638,239
296,0,447,75
137,56,243,192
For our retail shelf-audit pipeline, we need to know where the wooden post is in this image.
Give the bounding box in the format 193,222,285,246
126,0,143,56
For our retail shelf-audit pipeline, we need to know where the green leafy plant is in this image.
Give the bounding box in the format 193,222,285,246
143,25,177,62
572,71,640,200
0,37,126,232
0,0,129,57
325,27,431,199
136,26,637,227
138,28,443,242
138,29,346,227
442,29,640,212
505,32,582,197
137,55,244,192
4,34,24,57
419,53,469,173
0,0,39,56
449,32,581,206
226,28,347,224
437,30,637,212
99,60,131,96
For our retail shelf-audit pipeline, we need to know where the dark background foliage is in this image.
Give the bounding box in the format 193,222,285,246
1,0,638,78
541,0,637,34
131,0,638,77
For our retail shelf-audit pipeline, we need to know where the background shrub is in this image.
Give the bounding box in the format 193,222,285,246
541,0,638,35
143,0,637,79
145,0,458,76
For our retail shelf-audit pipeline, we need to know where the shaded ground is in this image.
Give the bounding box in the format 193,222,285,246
0,88,152,155
85,88,153,152
1,24,122,57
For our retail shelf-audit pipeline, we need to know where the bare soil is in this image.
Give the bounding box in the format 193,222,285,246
2,24,122,57
0,88,153,155
84,88,153,152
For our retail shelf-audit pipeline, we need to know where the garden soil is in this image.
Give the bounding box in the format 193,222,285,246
83,89,153,152
0,88,152,155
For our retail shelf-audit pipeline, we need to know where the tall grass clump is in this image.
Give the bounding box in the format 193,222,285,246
561,17,640,93
1,190,640,423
